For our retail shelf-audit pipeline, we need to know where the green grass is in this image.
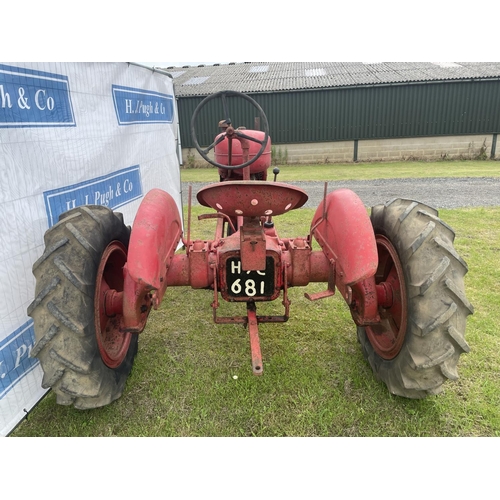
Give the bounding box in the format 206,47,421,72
12,203,500,437
180,159,500,183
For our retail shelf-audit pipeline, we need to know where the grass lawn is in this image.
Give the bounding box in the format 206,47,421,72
11,198,500,437
180,159,500,183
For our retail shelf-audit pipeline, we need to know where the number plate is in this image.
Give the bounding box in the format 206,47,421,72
226,256,275,298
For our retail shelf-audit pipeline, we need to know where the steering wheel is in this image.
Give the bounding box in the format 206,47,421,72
190,90,270,170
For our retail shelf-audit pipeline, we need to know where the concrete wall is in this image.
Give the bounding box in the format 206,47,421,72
358,134,495,162
181,134,499,167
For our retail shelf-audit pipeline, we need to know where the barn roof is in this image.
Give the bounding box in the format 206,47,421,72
160,62,500,97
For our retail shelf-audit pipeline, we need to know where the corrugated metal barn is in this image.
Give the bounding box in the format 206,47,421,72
163,62,500,165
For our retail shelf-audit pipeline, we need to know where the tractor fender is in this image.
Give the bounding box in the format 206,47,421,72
311,189,377,286
127,188,182,291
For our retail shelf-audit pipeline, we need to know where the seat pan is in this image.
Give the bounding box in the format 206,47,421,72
196,181,308,218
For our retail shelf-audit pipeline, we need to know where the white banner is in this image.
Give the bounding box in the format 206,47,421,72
0,62,182,436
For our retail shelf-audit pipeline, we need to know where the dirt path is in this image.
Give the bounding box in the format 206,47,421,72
182,177,500,209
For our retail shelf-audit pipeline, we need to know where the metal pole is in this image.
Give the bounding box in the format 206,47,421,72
491,134,498,159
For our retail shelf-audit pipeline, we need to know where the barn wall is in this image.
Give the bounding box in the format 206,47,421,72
178,79,500,150
181,133,497,167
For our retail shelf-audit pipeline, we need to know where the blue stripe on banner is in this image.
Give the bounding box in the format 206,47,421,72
112,84,174,125
43,165,143,227
0,63,76,128
0,320,39,400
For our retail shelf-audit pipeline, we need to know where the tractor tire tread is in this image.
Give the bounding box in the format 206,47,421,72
357,198,472,399
28,205,137,409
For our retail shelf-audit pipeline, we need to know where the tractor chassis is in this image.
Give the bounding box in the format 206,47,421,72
28,90,472,409
116,174,389,377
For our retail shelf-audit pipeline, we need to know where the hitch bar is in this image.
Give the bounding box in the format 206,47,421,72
247,303,263,375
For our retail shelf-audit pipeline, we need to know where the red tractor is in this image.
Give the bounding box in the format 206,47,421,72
28,91,473,409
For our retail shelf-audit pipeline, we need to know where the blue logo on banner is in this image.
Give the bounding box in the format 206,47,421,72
43,166,143,227
112,84,174,125
0,320,39,400
0,63,76,128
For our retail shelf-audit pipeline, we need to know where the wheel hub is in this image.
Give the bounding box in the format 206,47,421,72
94,241,132,368
365,235,408,360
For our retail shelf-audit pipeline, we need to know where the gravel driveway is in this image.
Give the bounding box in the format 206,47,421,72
182,177,500,210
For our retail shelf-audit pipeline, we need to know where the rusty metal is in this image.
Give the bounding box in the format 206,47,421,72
349,277,380,326
28,88,473,411
95,241,133,368
188,240,212,289
212,248,290,327
286,237,312,287
126,188,182,293
122,268,153,333
122,188,182,332
376,281,394,309
104,289,124,317
217,220,283,303
305,260,335,301
198,212,236,234
117,91,398,375
311,189,378,286
186,184,192,247
239,218,267,271
364,235,408,359
197,181,308,218
309,182,328,239
247,302,263,375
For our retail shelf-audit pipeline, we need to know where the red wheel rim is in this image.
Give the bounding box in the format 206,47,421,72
94,241,131,368
366,235,407,360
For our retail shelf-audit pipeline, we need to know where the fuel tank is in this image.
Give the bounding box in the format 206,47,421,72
214,129,271,178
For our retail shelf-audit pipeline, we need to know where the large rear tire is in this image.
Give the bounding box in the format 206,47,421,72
357,199,473,398
28,205,138,409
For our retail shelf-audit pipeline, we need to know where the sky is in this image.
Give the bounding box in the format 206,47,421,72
0,0,498,67
3,2,497,64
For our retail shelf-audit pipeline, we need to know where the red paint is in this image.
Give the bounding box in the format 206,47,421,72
365,235,408,359
107,108,400,374
247,305,263,375
94,241,132,368
311,189,378,286
197,181,308,218
214,129,271,178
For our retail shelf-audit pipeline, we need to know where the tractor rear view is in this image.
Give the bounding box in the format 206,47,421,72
28,90,473,409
